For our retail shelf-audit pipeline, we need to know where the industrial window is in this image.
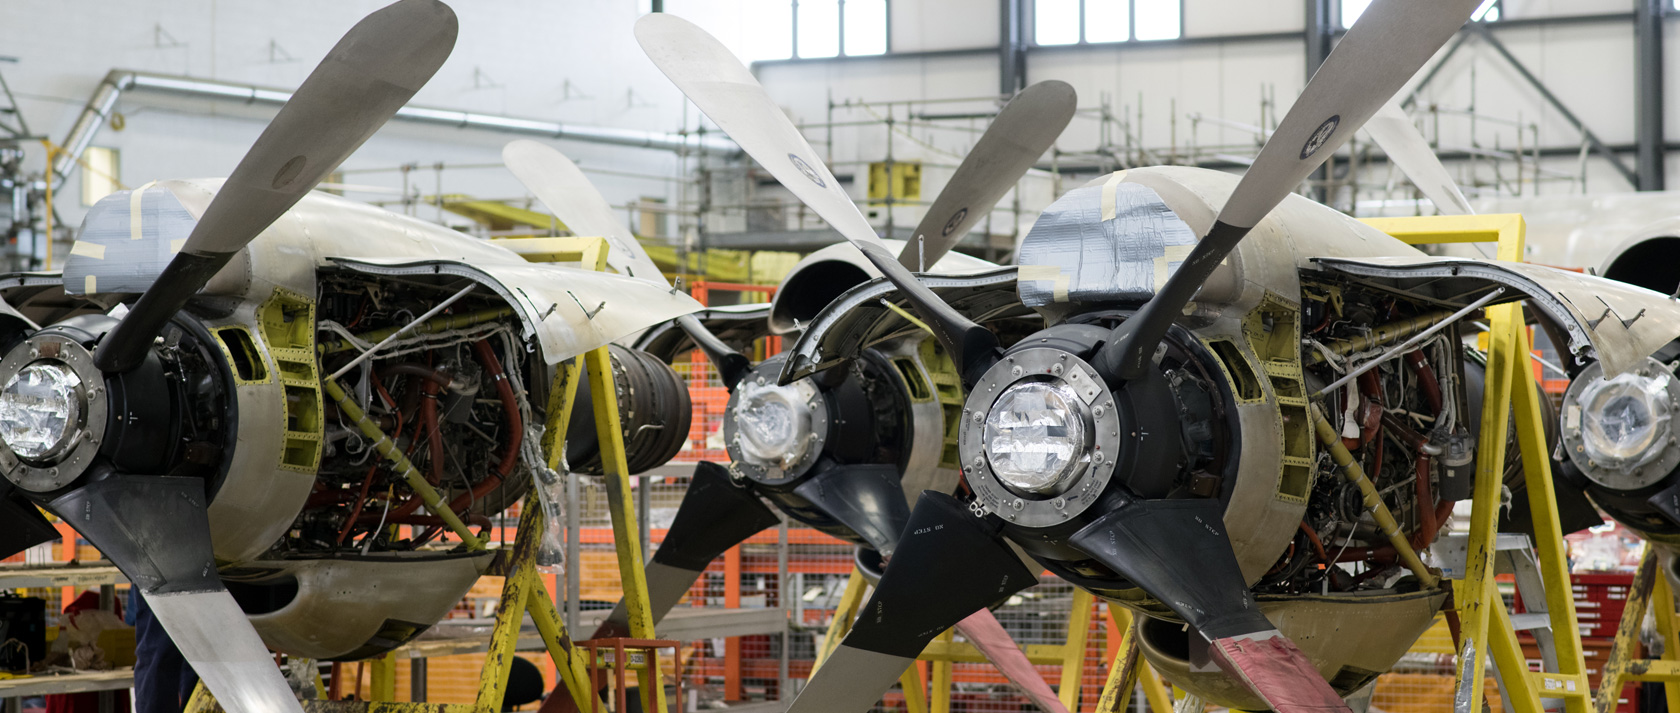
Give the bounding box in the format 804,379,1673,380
794,0,888,59
741,0,795,62
1034,0,1181,46
667,0,884,62
1342,0,1498,27
80,146,120,207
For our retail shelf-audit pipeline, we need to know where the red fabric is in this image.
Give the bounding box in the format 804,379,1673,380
953,609,1069,713
1211,634,1349,713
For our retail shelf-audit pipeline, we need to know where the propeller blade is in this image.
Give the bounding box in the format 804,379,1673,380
0,487,59,561
850,550,1068,713
676,314,752,391
791,464,911,556
951,611,1071,713
95,0,458,374
1362,100,1473,215
501,140,668,285
1065,499,1347,713
788,491,1035,713
634,13,998,387
594,461,780,638
1096,0,1482,382
49,476,301,713
898,80,1076,271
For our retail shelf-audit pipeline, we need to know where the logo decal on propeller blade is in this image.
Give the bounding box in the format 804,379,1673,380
1299,115,1340,160
941,207,969,236
788,154,826,188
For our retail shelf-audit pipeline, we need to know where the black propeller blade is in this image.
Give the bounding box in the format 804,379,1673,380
0,484,60,561
676,314,752,391
1065,499,1347,712
49,475,301,713
788,492,1035,713
594,461,781,638
790,464,911,557
94,0,459,374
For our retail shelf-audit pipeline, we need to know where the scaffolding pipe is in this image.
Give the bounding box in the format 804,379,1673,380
53,70,741,181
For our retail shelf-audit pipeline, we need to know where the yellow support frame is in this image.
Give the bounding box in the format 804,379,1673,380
486,235,610,266
1593,548,1680,713
1093,604,1173,713
811,572,1098,711
183,237,656,713
1361,214,1591,713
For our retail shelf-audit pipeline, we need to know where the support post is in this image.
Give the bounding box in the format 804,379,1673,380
1059,590,1095,712
724,545,742,701
1304,0,1334,202
929,629,955,713
1095,605,1143,713
583,344,667,712
1597,553,1657,713
1655,570,1680,712
1000,0,1027,95
812,567,869,672
1304,0,1333,80
370,653,396,703
1635,0,1665,191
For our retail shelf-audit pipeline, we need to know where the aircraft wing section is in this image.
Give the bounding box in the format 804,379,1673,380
330,257,702,365
1315,255,1680,378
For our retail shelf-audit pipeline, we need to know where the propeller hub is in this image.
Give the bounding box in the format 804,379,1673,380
725,362,828,483
959,347,1123,527
0,333,108,493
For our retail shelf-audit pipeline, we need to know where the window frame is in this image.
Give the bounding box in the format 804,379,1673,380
1031,0,1185,47
1339,0,1500,28
791,0,892,60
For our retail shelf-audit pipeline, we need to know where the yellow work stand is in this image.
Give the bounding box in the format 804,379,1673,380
185,237,666,713
1361,214,1591,713
1592,548,1680,713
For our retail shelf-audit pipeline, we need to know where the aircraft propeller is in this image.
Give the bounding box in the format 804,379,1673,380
634,0,1484,710
499,111,1077,709
0,3,459,712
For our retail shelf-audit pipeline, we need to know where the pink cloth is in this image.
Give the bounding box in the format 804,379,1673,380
1211,633,1350,713
954,609,1070,713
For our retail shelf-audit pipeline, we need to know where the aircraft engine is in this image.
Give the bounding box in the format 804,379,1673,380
1555,349,1680,551
950,275,1464,709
